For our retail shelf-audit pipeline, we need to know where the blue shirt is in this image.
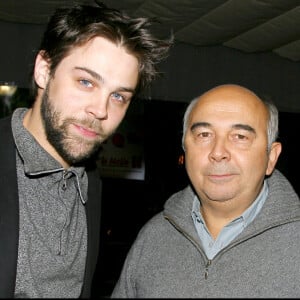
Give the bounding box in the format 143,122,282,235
192,181,269,259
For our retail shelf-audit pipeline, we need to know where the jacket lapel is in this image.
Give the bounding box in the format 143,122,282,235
80,162,102,298
0,116,19,298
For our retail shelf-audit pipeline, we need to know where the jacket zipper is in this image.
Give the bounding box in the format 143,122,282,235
62,170,68,190
164,214,213,279
204,259,212,279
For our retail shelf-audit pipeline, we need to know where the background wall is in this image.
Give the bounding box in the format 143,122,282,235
149,43,300,113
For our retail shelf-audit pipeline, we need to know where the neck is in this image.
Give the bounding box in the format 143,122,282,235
199,198,252,240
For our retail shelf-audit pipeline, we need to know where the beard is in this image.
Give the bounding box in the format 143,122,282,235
40,85,107,166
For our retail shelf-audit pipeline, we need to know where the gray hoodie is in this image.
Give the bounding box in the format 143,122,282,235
112,169,300,298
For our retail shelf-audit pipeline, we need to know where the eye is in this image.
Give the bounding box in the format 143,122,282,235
111,92,128,104
192,128,213,141
79,79,93,88
230,132,253,145
234,133,248,140
198,131,211,138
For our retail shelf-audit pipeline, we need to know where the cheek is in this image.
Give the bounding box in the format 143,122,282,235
235,148,269,176
50,87,84,115
105,105,129,127
49,75,80,102
184,149,206,174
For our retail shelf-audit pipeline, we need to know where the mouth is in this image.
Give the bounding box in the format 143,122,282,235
207,173,236,183
72,123,99,138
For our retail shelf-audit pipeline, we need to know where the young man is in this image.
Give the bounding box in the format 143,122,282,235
112,84,300,298
0,2,171,298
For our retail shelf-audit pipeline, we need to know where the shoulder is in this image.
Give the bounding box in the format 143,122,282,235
267,169,299,202
135,212,166,241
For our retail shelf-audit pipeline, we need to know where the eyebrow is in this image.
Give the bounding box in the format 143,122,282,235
232,124,256,134
190,122,210,132
190,122,256,134
75,66,104,82
74,66,136,93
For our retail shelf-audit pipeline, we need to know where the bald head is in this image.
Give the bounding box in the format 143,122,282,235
182,84,279,152
200,84,260,100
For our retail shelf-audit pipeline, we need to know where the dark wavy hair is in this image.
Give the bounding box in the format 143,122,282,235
30,1,172,99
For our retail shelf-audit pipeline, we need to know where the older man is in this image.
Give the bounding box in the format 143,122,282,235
112,84,300,298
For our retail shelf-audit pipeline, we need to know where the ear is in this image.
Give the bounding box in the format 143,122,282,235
266,142,282,175
34,51,50,89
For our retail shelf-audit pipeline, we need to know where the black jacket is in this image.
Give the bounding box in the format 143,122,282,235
0,115,102,298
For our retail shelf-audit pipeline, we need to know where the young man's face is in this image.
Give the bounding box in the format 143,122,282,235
34,36,139,166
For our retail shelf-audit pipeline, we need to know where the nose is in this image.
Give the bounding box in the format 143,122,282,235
208,137,230,162
86,93,109,120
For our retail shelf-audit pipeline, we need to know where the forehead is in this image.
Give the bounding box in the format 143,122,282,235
66,36,138,65
55,36,139,87
189,86,269,127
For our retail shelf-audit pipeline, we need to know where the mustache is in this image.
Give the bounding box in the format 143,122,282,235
64,117,102,132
